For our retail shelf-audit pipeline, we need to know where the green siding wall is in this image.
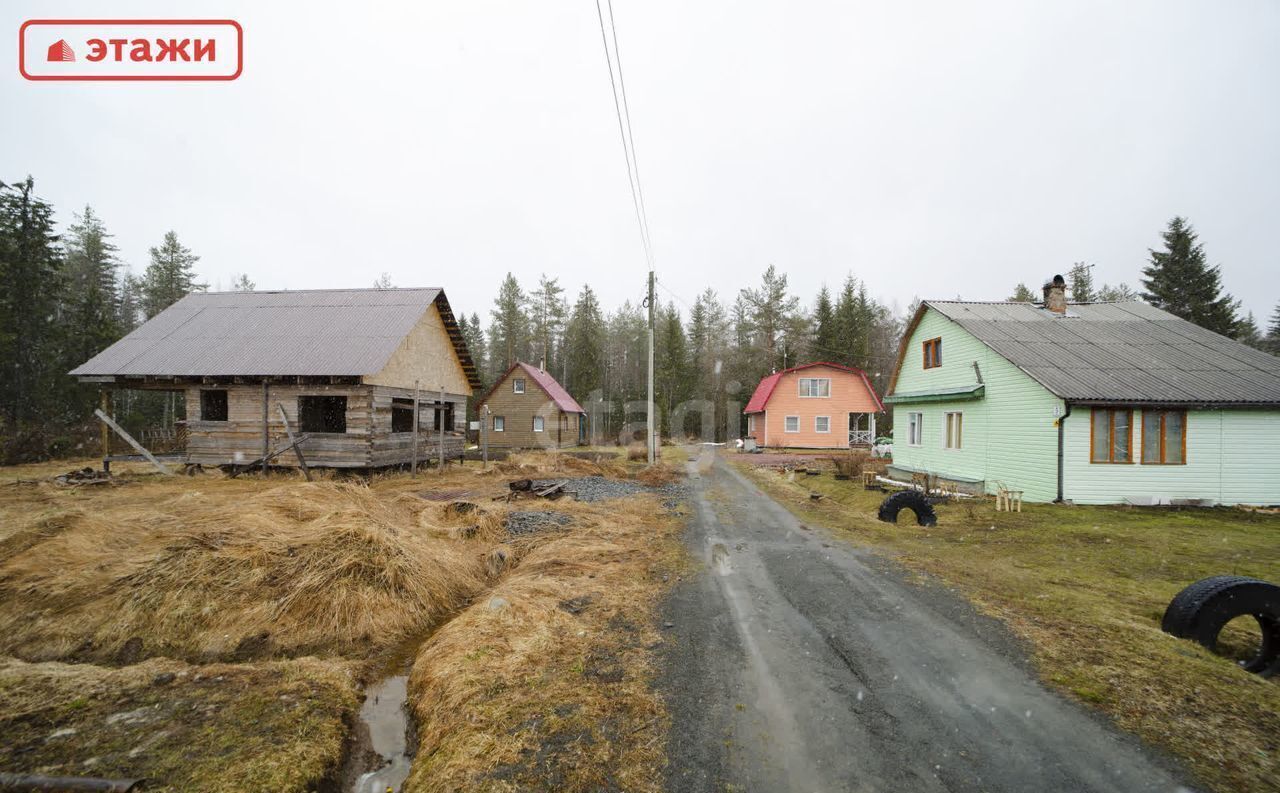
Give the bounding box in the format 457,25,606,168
1063,408,1280,505
890,308,1062,502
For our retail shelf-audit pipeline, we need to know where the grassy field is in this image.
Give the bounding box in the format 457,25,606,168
0,452,686,792
733,455,1280,793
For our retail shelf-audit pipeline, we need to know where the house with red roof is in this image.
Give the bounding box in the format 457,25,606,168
743,362,884,449
477,361,585,449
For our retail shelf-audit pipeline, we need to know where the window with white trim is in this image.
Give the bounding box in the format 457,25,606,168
533,416,545,432
815,416,830,433
944,412,963,449
513,378,526,394
784,416,800,433
747,415,756,433
798,378,831,397
493,416,505,432
908,412,923,446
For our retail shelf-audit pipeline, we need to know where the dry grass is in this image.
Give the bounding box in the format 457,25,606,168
735,457,1280,793
0,452,688,791
404,493,688,792
0,654,358,792
0,478,505,663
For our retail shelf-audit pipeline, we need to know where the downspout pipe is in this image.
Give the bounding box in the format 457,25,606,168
1056,401,1072,503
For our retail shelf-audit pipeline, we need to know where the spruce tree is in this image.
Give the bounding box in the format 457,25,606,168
812,285,836,359
0,177,63,437
529,274,567,373
738,265,799,371
1235,312,1264,350
232,274,255,291
564,285,605,398
141,231,204,318
1266,301,1280,354
459,311,489,388
1008,283,1036,302
655,302,692,433
487,273,529,377
831,275,862,368
62,206,121,368
1096,282,1137,302
1141,217,1240,336
1067,262,1095,302
117,271,143,333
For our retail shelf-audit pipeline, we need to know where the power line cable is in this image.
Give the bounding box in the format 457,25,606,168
605,0,653,263
594,0,651,267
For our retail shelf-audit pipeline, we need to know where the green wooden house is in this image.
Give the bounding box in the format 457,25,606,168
884,277,1280,505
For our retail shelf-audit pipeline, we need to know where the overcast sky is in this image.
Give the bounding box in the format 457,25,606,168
4,1,1278,324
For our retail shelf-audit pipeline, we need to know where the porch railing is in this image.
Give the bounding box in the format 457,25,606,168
848,429,873,446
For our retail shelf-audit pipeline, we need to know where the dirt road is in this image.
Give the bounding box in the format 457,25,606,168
660,450,1192,793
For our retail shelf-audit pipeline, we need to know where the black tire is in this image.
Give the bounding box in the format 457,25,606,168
1161,576,1280,676
1161,575,1257,636
877,490,937,527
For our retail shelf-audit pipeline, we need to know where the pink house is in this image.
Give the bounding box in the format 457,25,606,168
743,362,884,449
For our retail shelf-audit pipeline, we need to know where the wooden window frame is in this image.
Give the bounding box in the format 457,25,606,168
907,412,923,446
798,377,831,398
784,415,800,433
493,415,505,432
513,378,526,394
943,411,963,450
533,415,545,433
922,337,942,369
1141,409,1187,465
1089,407,1133,464
815,416,831,433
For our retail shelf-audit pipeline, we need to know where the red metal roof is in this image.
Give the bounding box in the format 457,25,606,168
477,361,585,414
743,361,884,414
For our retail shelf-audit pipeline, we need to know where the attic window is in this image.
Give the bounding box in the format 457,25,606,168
298,395,347,434
200,389,228,422
513,378,526,394
923,338,942,369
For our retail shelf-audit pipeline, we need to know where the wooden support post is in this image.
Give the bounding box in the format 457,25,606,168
438,388,446,472
411,380,420,477
99,390,112,472
93,409,173,475
261,381,270,472
482,405,489,469
276,404,312,481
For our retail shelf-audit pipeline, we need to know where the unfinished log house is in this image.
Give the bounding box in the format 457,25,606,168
70,288,481,470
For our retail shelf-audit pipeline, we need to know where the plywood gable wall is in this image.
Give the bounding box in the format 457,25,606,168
365,302,472,395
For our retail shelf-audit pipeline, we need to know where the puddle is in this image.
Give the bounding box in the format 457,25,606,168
351,674,412,793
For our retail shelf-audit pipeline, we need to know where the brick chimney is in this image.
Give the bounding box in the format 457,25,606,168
1042,274,1067,314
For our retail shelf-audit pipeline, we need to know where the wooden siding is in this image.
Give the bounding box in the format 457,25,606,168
890,308,1062,502
1064,408,1280,506
746,365,880,449
184,383,468,468
364,301,473,395
479,369,580,449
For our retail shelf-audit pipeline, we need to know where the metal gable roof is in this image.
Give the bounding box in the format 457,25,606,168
69,288,466,378
925,300,1280,406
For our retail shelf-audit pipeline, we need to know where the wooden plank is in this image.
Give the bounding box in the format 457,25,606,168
99,390,111,471
261,381,270,464
277,403,312,481
93,409,173,475
228,434,312,477
412,380,420,477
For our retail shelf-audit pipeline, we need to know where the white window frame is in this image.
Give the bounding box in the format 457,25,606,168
747,414,756,432
815,416,831,433
798,377,831,398
907,412,923,446
944,411,963,450
513,378,526,394
493,416,505,432
784,415,800,433
533,415,545,433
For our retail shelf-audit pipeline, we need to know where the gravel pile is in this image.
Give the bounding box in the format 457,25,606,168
530,476,687,505
505,511,574,536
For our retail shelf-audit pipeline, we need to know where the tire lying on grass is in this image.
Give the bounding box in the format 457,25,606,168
1161,575,1280,677
877,490,938,527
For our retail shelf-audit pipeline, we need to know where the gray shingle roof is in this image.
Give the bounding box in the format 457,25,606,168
70,288,460,378
926,300,1280,406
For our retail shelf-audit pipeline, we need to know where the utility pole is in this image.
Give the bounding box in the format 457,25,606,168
647,269,656,464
